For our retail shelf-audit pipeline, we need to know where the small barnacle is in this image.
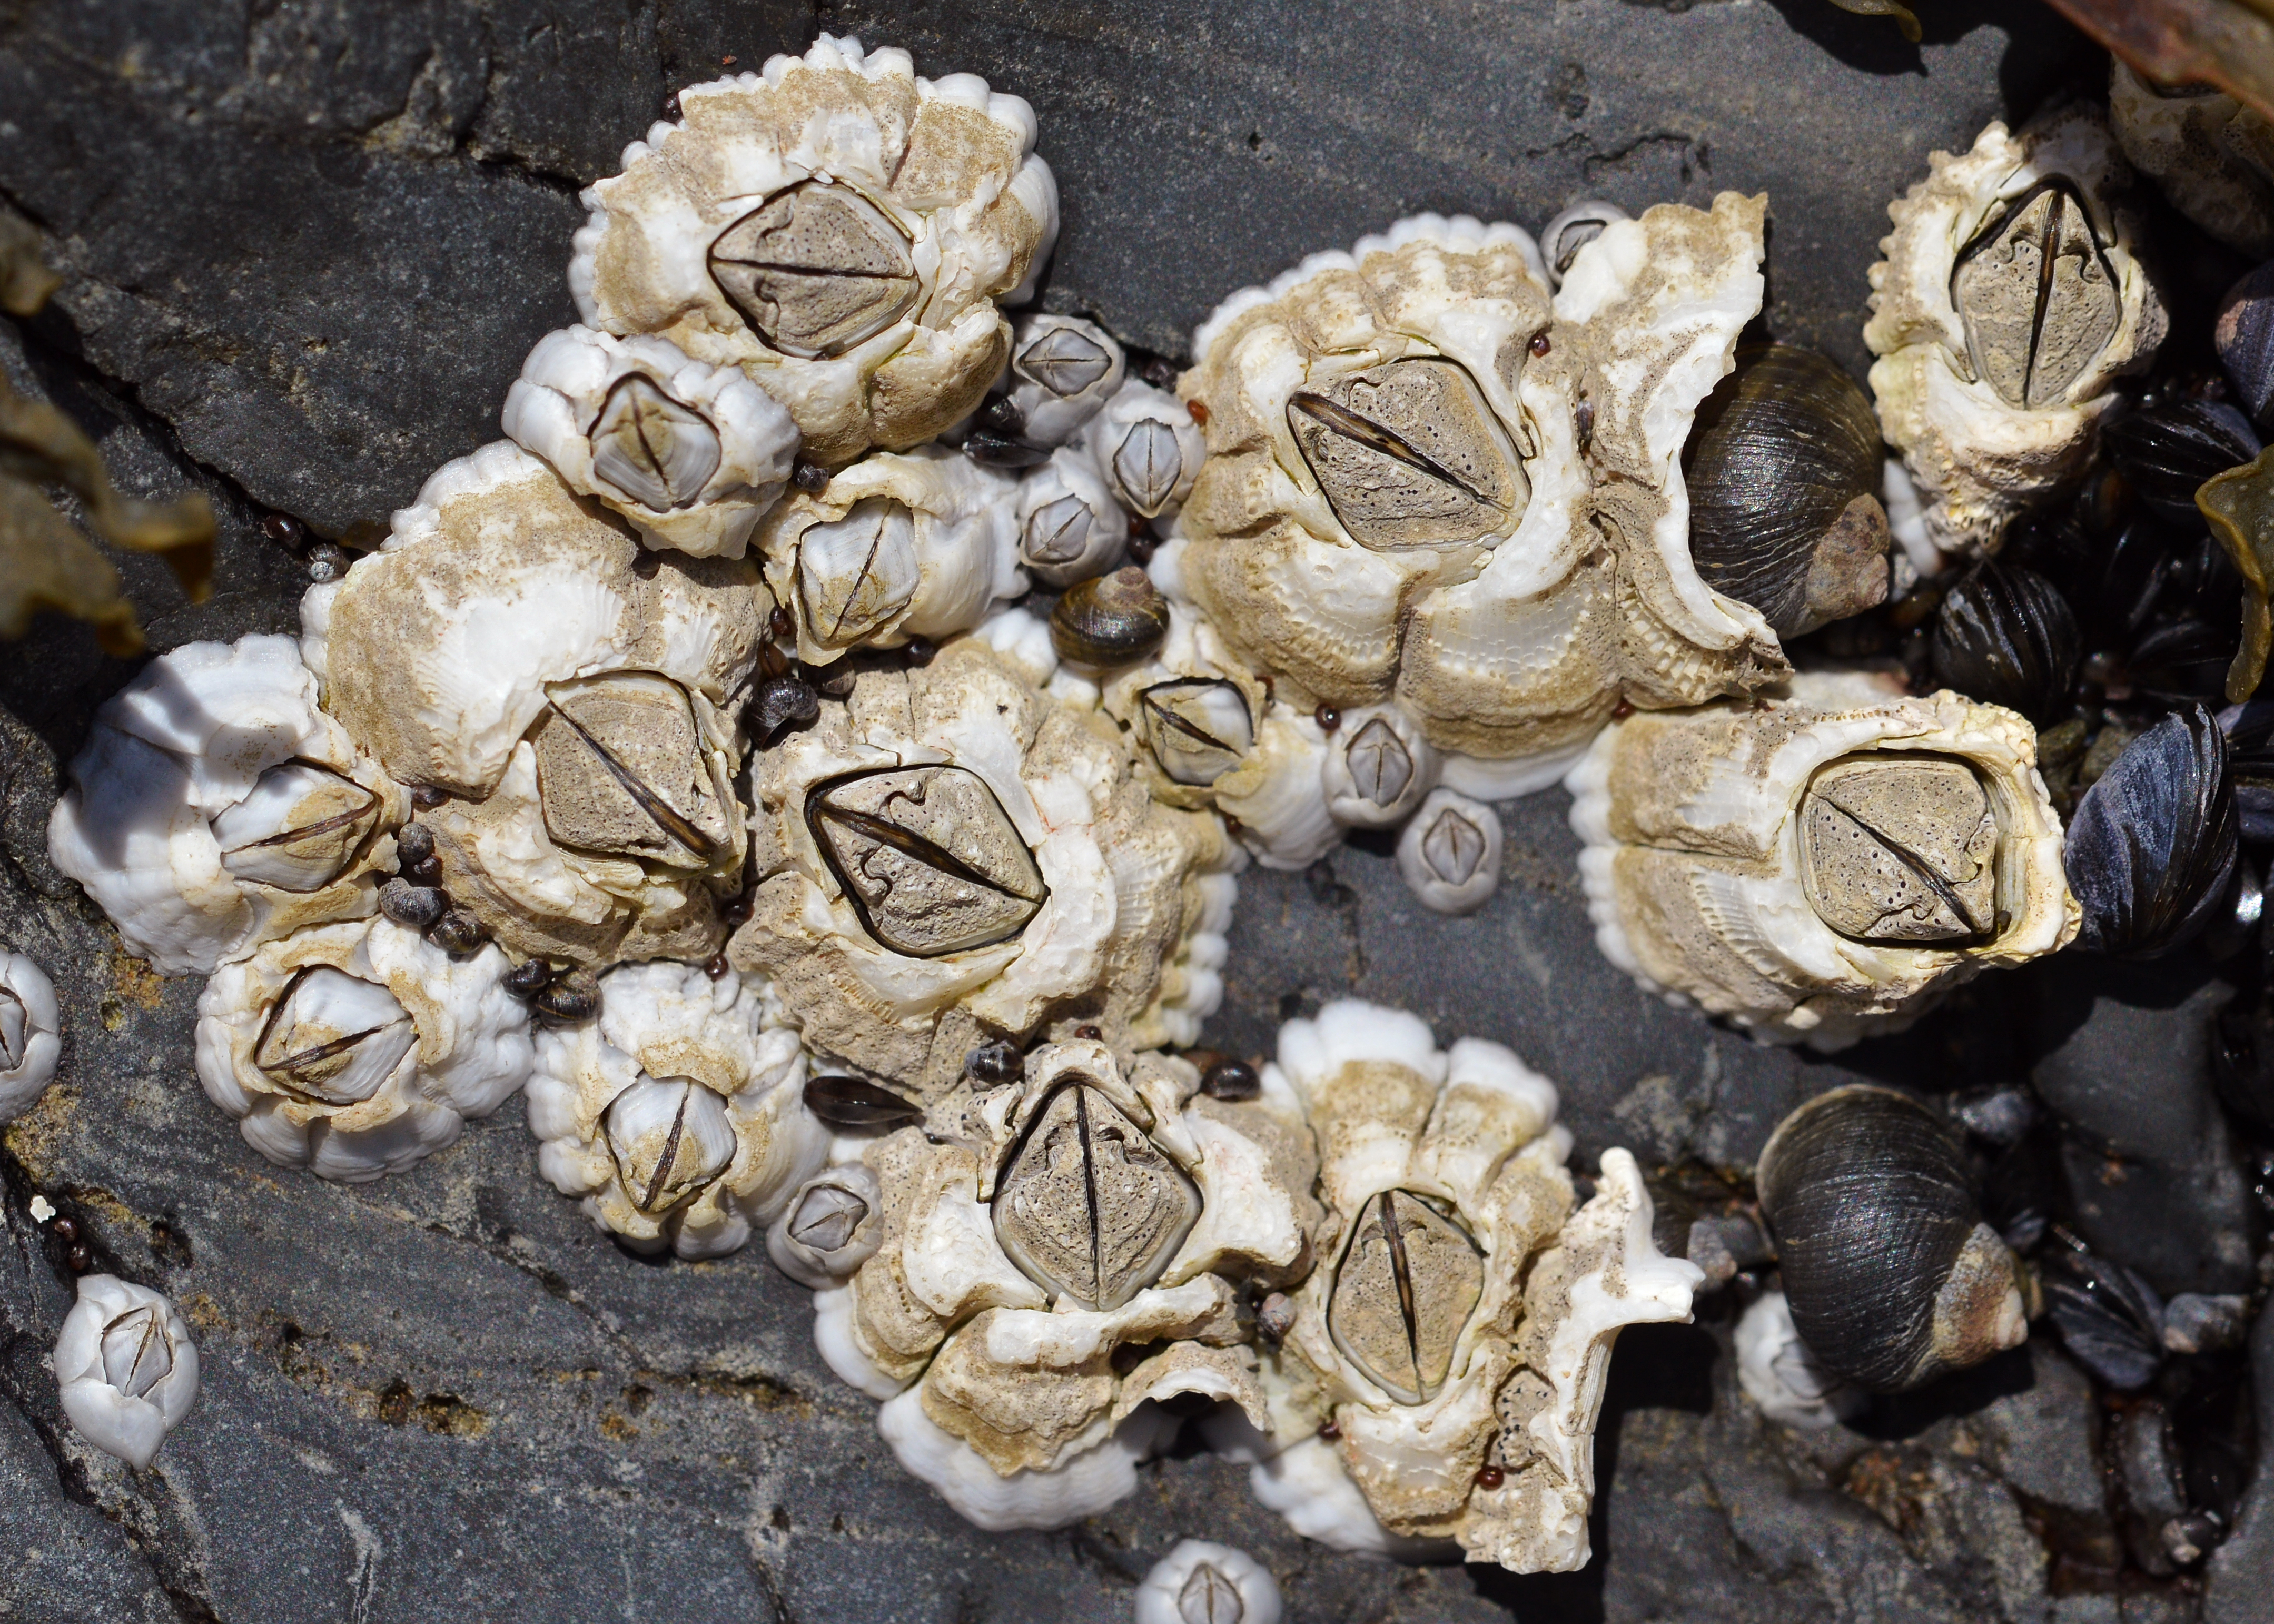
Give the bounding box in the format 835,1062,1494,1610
251,966,418,1105
54,1276,200,1470
707,181,921,359
1016,447,1126,588
1134,1541,1283,1624
602,1076,739,1213
1139,679,1254,787
1326,1189,1485,1404
1321,707,1438,828
1539,200,1628,288
588,374,723,510
796,496,921,646
1006,314,1126,447
1083,380,1205,523
1286,358,1525,549
0,947,61,1123
531,673,737,867
1396,788,1501,915
767,1164,885,1287
806,765,1049,958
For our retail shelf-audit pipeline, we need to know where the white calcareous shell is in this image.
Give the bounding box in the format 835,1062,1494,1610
758,445,1023,663
1321,706,1440,829
48,635,406,975
2109,61,2274,259
194,917,534,1182
527,962,826,1258
54,1274,200,1470
1016,445,1128,588
502,324,799,558
1865,106,2167,555
1004,313,1126,447
1251,999,1698,1572
1735,1290,1864,1431
1079,379,1205,527
1177,202,1787,781
0,948,60,1122
1567,672,2080,1049
1396,787,1501,915
768,1162,887,1288
570,33,1058,464
1134,1540,1283,1624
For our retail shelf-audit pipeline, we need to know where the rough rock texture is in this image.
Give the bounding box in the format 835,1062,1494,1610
8,3,2259,1621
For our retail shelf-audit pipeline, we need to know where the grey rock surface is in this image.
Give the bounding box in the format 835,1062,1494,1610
0,2,2255,1622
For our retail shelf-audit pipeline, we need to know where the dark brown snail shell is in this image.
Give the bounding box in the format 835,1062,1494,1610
1929,559,2081,726
2065,705,2239,957
1049,566,1171,667
1682,344,1890,638
1756,1085,2029,1393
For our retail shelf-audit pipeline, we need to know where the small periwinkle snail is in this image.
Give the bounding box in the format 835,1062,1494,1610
1049,565,1171,667
1756,1085,2030,1393
1681,344,1890,638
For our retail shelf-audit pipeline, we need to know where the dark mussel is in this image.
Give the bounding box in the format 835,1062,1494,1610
1929,559,2080,724
2220,698,2274,843
2043,1233,2164,1390
2065,705,2239,956
2103,399,2262,527
2217,260,2274,435
804,1072,923,1132
1682,344,1890,638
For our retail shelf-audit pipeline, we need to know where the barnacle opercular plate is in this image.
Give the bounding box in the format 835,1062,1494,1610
570,34,1059,464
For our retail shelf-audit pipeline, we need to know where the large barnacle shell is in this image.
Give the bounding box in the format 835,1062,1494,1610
193,917,534,1182
49,635,406,976
314,444,762,965
1005,313,1126,449
0,948,60,1122
55,1275,200,1470
569,34,1058,464
1248,1001,1697,1572
757,446,1022,663
1865,106,2167,556
2109,62,2274,259
1568,672,2077,1049
1176,201,1786,780
830,1041,1320,1527
502,325,799,558
728,638,1236,1093
1757,1085,2029,1392
526,962,827,1257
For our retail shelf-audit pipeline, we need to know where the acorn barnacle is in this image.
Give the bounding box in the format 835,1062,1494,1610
1756,1085,2030,1392
1002,312,1126,449
55,1275,201,1470
569,34,1059,464
1135,1541,1283,1624
0,946,60,1123
1567,671,2078,1048
1864,105,2168,556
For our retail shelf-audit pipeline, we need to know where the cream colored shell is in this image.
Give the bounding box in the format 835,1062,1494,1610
48,635,406,976
1865,107,2167,557
0,948,60,1123
1176,202,1786,780
728,637,1237,1093
569,33,1058,465
1567,672,2079,1049
526,961,827,1257
2110,61,2274,259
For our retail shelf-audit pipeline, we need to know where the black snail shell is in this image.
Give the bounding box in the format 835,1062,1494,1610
1683,345,1891,638
1049,566,1171,667
1756,1085,2029,1393
2102,399,2262,527
2064,705,2239,957
1929,560,2081,726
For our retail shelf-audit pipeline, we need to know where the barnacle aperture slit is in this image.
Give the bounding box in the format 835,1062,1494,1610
100,1307,175,1400
991,1078,1201,1310
1286,358,1524,549
1951,179,2122,410
1024,494,1096,567
1326,1187,1484,1405
602,1075,737,1213
1345,717,1413,808
1798,757,2001,944
1178,1563,1244,1624
1420,806,1489,887
707,180,920,359
806,765,1048,958
1015,325,1114,398
210,761,382,891
1139,679,1254,787
587,374,723,512
252,966,417,1105
532,673,733,867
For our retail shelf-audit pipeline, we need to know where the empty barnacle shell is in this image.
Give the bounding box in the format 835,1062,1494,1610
1929,560,2081,726
1321,707,1439,828
1734,1290,1865,1430
2065,705,2239,957
1568,672,2078,1048
1134,1540,1283,1624
804,1072,925,1132
768,1164,886,1288
0,947,61,1123
2109,61,2274,259
1865,107,2167,554
569,34,1058,463
2197,447,2274,701
1005,313,1127,448
195,917,533,1182
757,445,1023,663
1178,199,1786,776
1538,200,1628,289
526,961,825,1258
1016,447,1128,588
2104,399,2262,527
48,635,406,976
501,325,798,558
1682,344,1891,638
1396,788,1501,915
2216,263,2274,435
1082,379,1204,523
1051,566,1172,667
1138,679,1256,789
729,639,1236,1093
1757,1085,2029,1392
54,1275,200,1470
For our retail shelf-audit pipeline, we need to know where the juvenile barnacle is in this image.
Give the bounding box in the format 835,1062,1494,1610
195,917,534,1181
502,325,799,558
1233,1000,1697,1572
1538,200,1628,289
1322,707,1438,828
1016,447,1126,587
526,961,826,1257
730,638,1237,1094
313,444,762,966
1081,379,1204,524
54,1276,200,1470
48,635,407,976
1135,1541,1283,1624
768,1164,886,1287
756,446,1023,663
0,947,61,1122
570,34,1059,464
1176,201,1787,779
1865,106,2167,555
1397,788,1501,915
1005,313,1126,448
1567,672,2078,1049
